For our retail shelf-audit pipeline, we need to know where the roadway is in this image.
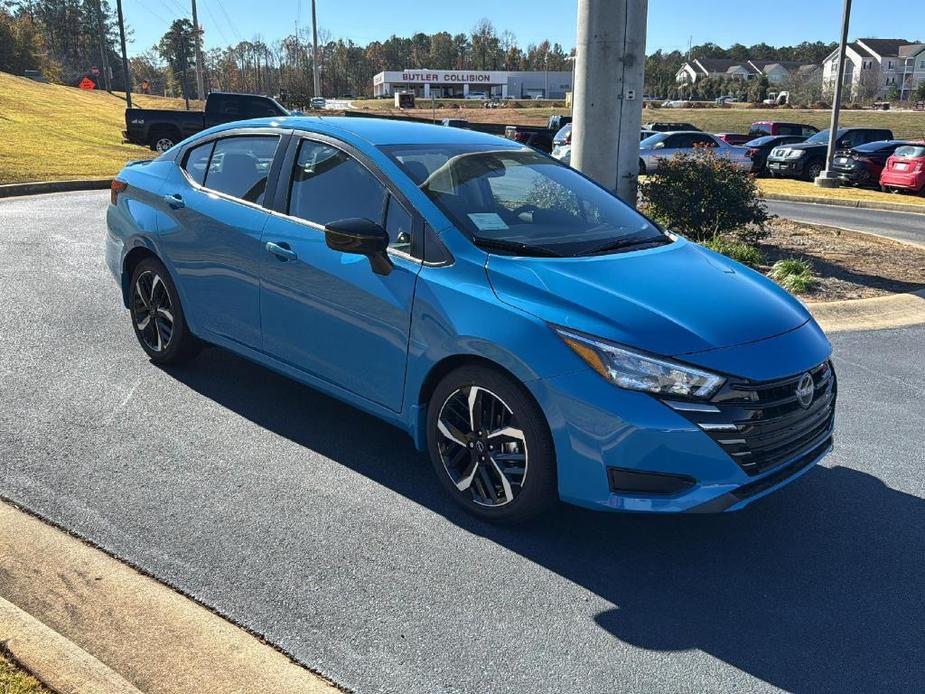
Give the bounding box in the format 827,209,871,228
765,199,925,247
1,191,923,693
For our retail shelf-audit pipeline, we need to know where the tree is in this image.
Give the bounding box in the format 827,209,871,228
157,19,197,99
915,80,925,101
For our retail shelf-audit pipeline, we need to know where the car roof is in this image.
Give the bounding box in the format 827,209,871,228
225,115,514,147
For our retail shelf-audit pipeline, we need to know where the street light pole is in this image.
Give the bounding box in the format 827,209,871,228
572,0,649,205
816,0,852,187
115,0,131,107
311,0,322,98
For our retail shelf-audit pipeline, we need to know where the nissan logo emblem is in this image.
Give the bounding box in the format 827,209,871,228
795,373,814,409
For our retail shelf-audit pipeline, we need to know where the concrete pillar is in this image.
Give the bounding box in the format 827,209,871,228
571,0,649,205
424,83,430,98
502,83,509,98
463,83,470,98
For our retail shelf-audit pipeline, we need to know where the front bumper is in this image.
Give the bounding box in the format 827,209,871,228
766,159,804,176
531,322,834,513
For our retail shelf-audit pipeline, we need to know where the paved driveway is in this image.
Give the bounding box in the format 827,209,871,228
1,192,923,693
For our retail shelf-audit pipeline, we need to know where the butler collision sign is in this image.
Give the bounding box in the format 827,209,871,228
372,69,574,99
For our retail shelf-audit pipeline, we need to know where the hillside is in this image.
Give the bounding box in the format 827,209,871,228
0,72,202,184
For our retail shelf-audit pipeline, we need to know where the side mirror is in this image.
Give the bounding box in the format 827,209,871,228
324,217,393,276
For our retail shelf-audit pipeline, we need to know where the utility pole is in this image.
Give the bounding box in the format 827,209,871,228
96,0,112,92
190,0,205,100
571,0,649,205
115,0,131,107
311,0,321,98
816,0,852,187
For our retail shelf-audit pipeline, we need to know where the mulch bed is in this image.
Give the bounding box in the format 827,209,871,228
757,219,925,301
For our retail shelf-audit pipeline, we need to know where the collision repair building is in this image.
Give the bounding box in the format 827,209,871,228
372,69,574,99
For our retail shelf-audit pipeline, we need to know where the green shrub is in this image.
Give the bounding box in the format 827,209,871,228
639,148,769,242
768,258,818,294
702,236,765,268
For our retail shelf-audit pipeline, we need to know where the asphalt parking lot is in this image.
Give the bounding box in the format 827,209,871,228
1,191,923,693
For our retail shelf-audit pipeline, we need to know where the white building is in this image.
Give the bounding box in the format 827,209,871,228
822,38,925,100
372,69,574,99
675,58,815,85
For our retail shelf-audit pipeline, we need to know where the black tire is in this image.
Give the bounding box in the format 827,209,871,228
149,128,179,153
129,257,199,365
426,365,557,522
804,159,824,181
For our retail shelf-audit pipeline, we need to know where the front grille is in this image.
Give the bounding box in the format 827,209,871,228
670,361,837,476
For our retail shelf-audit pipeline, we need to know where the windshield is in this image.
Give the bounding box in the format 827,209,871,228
640,133,666,148
553,124,571,143
381,144,667,257
745,135,776,147
804,129,841,145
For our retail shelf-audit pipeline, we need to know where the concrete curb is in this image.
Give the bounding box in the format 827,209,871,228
1,597,142,694
761,191,925,215
806,289,925,333
0,501,341,694
0,179,112,198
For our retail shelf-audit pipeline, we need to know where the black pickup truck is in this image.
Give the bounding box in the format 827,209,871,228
504,115,572,153
123,92,289,152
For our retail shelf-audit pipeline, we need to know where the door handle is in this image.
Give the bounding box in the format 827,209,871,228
163,193,185,209
266,241,298,261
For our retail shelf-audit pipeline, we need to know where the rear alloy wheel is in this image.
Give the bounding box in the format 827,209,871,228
427,366,556,521
129,258,199,364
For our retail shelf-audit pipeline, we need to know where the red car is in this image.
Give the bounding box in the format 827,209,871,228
880,144,925,194
715,133,754,146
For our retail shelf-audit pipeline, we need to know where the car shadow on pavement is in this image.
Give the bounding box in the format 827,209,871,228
163,345,923,694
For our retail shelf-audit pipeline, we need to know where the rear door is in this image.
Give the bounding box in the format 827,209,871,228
156,130,285,349
258,135,422,412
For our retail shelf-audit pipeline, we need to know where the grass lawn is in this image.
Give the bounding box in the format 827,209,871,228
0,652,51,694
758,178,925,207
0,72,202,184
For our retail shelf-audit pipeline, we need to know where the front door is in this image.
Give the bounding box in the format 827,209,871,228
259,137,421,412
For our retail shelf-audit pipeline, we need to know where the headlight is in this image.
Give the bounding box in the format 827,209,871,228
554,327,725,400
786,149,805,159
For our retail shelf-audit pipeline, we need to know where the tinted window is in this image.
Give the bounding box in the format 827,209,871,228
183,140,214,186
895,145,925,158
778,124,798,136
640,133,666,148
243,97,281,118
748,123,771,136
203,135,279,204
288,140,386,226
689,134,718,147
384,196,413,254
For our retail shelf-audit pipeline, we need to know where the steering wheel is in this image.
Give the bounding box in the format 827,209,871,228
510,203,541,218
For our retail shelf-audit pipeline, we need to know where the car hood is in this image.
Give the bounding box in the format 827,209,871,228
486,238,811,358
782,142,826,152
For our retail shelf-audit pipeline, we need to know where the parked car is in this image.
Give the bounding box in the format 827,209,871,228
441,118,470,129
715,133,755,146
550,126,661,167
310,96,326,110
714,96,739,105
749,121,819,138
547,114,572,131
505,115,573,152
661,100,691,108
880,144,925,194
123,92,289,152
832,140,916,187
643,121,701,132
638,131,752,174
107,117,835,520
765,127,894,180
743,134,808,175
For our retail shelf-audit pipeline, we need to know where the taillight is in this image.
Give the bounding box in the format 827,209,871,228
111,178,127,206
746,148,758,158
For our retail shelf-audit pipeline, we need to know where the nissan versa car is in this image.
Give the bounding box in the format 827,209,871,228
106,117,836,521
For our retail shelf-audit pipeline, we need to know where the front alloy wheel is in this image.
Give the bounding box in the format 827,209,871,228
436,385,528,507
426,366,557,521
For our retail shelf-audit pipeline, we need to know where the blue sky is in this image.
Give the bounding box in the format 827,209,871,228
124,0,924,57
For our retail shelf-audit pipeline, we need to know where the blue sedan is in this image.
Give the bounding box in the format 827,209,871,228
106,116,836,521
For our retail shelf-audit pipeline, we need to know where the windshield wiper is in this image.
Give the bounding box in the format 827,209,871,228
472,237,563,257
577,235,672,257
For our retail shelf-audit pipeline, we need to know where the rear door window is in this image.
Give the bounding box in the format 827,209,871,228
203,135,280,204
183,140,214,186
